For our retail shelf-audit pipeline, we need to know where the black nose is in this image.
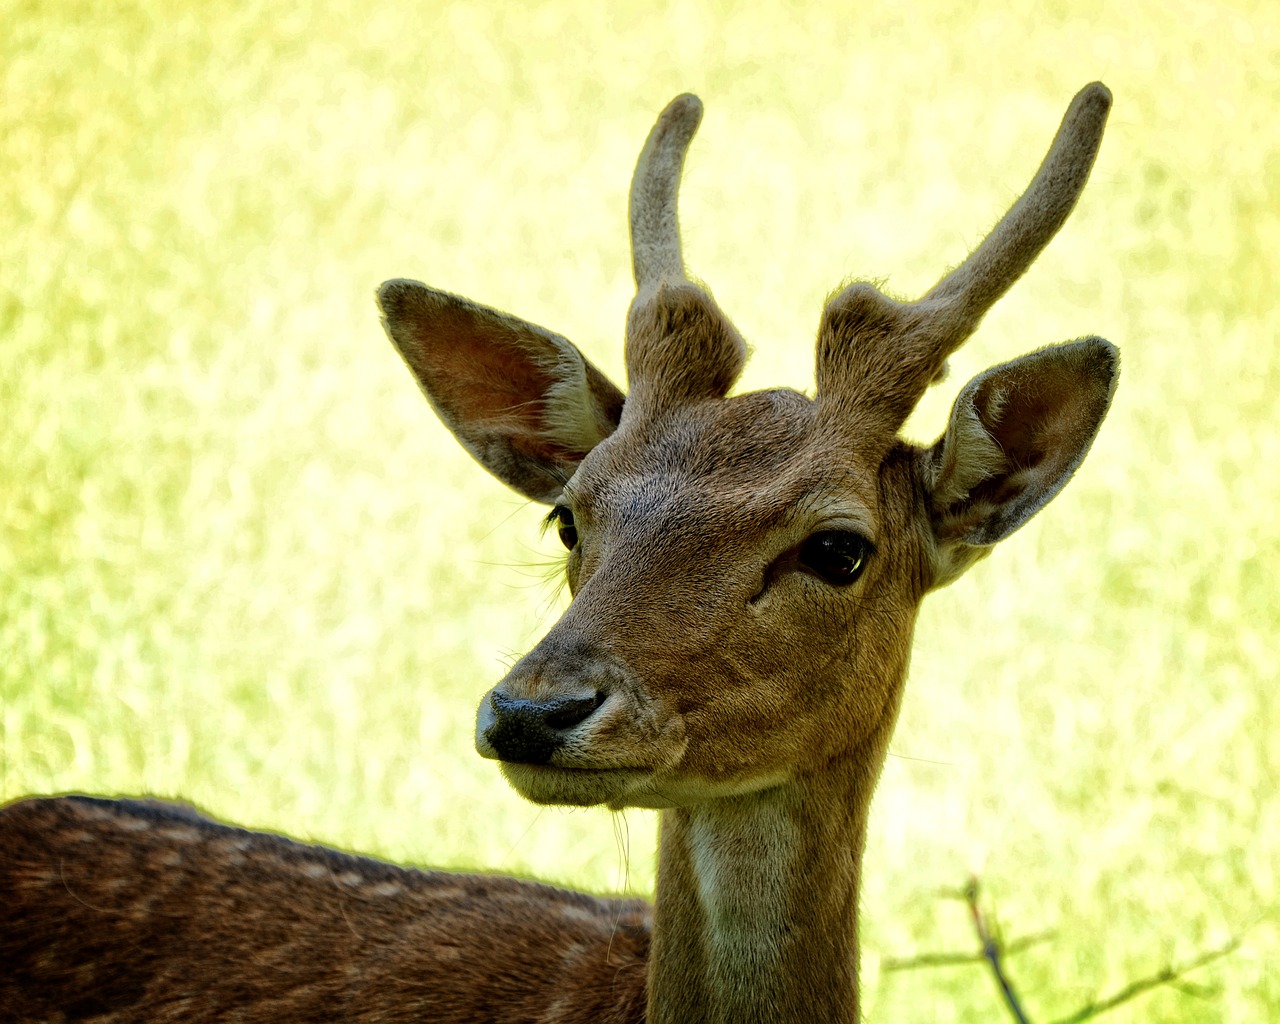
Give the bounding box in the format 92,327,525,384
484,691,606,765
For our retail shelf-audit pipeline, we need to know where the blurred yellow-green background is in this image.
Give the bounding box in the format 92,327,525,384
3,1,1276,1020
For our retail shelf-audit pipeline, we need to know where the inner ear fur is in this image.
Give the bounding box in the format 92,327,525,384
378,279,625,504
921,337,1119,582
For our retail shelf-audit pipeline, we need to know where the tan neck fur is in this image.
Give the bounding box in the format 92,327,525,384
647,743,887,1023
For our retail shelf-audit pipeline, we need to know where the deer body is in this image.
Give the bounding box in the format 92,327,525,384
0,796,648,1022
0,84,1117,1022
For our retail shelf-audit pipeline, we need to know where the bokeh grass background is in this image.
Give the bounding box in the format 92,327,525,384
3,0,1277,1019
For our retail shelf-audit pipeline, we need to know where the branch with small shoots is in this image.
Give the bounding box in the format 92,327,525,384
1048,936,1241,1024
882,876,1246,1024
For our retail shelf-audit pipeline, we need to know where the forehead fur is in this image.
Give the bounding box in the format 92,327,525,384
568,388,891,539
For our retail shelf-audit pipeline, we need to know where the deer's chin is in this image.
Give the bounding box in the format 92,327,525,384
497,763,652,808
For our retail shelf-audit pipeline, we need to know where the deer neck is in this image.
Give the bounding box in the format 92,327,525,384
646,753,880,1024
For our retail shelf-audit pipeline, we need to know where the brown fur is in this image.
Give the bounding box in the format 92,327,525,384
1,84,1118,1022
0,797,648,1023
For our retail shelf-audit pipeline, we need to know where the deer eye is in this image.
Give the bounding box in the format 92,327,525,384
798,530,871,586
547,505,578,550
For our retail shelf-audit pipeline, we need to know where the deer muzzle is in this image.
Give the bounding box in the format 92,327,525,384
477,690,608,765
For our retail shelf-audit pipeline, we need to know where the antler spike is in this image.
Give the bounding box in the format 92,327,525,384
630,94,703,291
921,81,1112,337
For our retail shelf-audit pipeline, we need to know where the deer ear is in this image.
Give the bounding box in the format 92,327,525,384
378,279,626,504
920,337,1119,588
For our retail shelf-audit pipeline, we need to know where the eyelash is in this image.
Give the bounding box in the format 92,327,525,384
545,505,578,550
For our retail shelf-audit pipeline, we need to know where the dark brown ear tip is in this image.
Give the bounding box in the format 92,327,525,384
1059,337,1120,414
376,278,428,317
1076,335,1120,381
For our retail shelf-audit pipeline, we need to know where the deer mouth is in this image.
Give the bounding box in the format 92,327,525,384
498,762,654,808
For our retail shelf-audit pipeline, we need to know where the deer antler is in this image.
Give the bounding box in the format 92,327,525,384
817,82,1112,435
921,82,1112,340
623,94,746,415
629,93,702,292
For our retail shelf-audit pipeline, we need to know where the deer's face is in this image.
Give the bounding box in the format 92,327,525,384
475,390,930,809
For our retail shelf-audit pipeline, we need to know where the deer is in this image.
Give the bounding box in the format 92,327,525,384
0,82,1116,1023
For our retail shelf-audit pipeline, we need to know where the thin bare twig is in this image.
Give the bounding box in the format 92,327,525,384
886,877,1249,1023
966,875,1033,1024
884,931,1054,972
1049,937,1241,1024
